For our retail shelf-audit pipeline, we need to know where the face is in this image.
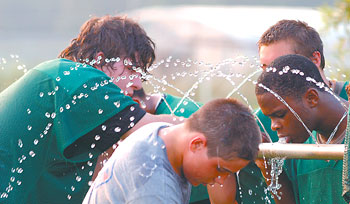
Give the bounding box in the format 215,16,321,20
98,57,143,97
259,40,295,69
182,145,249,186
257,92,311,143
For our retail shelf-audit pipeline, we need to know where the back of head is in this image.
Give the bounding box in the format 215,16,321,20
58,15,155,72
258,19,325,69
186,98,261,161
256,54,328,99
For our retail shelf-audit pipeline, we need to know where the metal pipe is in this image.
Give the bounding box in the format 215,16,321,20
257,143,345,160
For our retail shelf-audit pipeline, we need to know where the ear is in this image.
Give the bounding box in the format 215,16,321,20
310,51,321,69
94,52,105,70
189,133,207,153
303,88,319,108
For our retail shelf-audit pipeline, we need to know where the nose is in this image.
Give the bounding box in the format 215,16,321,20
271,119,281,132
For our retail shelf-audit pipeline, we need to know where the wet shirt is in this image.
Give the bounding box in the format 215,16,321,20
284,135,347,204
83,122,192,204
155,94,209,203
0,58,139,203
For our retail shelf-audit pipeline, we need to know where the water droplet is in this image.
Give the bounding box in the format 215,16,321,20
87,161,93,166
63,71,70,75
88,153,93,158
83,84,87,88
33,139,39,145
67,194,71,200
1,192,8,198
51,113,56,119
27,125,32,131
101,125,106,131
29,151,36,157
179,108,185,113
130,106,135,111
114,127,121,132
17,180,22,185
150,154,156,160
18,139,23,148
16,168,23,174
91,143,96,149
60,107,64,112
161,145,166,149
66,104,70,109
10,177,15,182
95,135,101,141
76,176,81,182
130,122,134,127
183,101,188,105
89,171,93,176
39,92,44,97
27,108,31,114
56,77,61,81
45,112,50,118
248,189,253,195
114,101,120,108
98,109,103,114
130,116,135,121
71,186,75,191
104,95,109,100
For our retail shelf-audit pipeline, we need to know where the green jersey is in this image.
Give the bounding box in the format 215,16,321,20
237,81,349,204
155,94,208,203
0,59,136,203
284,136,346,204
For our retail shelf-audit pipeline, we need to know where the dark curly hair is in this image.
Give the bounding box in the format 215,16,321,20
256,54,328,99
58,15,155,72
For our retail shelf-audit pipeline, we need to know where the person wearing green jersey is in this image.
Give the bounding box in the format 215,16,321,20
256,54,349,204
0,15,180,204
235,19,349,204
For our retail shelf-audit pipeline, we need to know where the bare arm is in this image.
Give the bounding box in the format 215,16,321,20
256,158,296,204
120,112,182,140
93,113,182,180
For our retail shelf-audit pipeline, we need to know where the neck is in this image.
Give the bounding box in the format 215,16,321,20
159,124,186,177
317,98,348,144
319,69,331,87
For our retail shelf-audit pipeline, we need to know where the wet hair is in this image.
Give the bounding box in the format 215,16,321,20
256,54,328,99
258,19,325,69
186,98,261,161
58,15,155,72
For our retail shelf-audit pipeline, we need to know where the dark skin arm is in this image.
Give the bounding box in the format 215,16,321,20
255,132,296,204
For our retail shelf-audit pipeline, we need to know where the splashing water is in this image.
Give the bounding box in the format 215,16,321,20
1,54,349,203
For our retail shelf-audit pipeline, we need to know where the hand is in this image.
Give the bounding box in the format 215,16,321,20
255,132,272,183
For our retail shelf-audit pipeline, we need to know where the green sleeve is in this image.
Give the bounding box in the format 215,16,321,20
36,59,137,162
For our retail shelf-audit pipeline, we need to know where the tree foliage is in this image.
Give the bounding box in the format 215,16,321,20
319,0,350,79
